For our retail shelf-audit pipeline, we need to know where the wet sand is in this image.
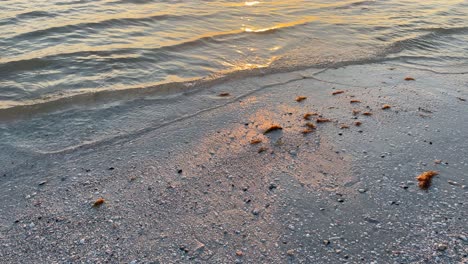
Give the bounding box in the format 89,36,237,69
0,63,467,263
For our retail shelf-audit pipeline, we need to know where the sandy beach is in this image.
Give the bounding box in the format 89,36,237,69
1,63,467,263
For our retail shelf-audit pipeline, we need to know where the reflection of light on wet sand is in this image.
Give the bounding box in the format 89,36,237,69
173,103,355,191
244,1,261,6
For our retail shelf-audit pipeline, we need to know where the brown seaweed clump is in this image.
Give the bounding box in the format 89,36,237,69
350,99,361,104
250,139,262,145
382,104,391,110
93,198,105,207
362,112,373,116
303,112,318,120
316,118,331,123
332,90,345,95
218,92,230,97
354,121,362,126
352,109,361,116
404,77,415,81
295,96,307,102
416,171,438,190
264,125,283,134
302,128,313,135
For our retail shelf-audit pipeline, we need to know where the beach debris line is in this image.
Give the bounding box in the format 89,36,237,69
250,138,262,145
382,104,391,110
93,198,105,207
263,125,283,134
416,171,438,190
295,96,307,102
332,90,345,95
404,77,415,81
218,92,230,97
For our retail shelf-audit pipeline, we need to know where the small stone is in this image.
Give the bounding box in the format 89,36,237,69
337,198,344,203
287,249,295,256
437,243,448,251
79,239,85,244
38,181,47,186
358,188,367,193
29,222,35,228
236,250,243,256
323,240,330,245
252,208,260,216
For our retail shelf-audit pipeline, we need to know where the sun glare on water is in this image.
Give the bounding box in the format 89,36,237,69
245,1,261,6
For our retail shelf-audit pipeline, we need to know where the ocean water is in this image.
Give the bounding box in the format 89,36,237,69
0,0,467,109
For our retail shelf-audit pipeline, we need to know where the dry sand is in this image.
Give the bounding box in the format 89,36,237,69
0,63,467,263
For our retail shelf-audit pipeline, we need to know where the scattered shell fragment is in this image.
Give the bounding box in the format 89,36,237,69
295,96,307,102
416,171,438,190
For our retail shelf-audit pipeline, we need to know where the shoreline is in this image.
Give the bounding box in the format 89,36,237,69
1,63,467,263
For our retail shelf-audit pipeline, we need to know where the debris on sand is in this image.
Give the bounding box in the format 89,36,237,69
218,92,230,97
295,96,307,102
258,147,268,153
352,109,361,115
93,198,105,207
236,250,244,256
362,112,373,116
302,128,313,135
303,112,318,120
457,97,466,102
404,77,415,81
416,171,438,190
250,139,262,145
332,90,345,95
434,159,442,164
340,124,350,129
316,118,331,123
305,122,317,129
350,99,361,104
354,121,362,126
382,104,391,110
264,125,283,134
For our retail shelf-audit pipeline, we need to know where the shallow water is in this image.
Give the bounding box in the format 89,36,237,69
0,0,467,108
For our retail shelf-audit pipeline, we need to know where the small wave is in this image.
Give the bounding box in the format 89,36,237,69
335,0,376,10
16,10,57,20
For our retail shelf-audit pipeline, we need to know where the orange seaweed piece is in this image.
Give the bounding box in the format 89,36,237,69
250,139,262,145
295,96,307,102
218,92,230,97
93,198,105,207
362,112,372,116
332,90,345,95
302,128,313,135
263,125,283,134
305,122,317,129
416,171,438,190
350,99,361,104
404,77,415,81
340,124,350,129
316,118,331,123
303,112,318,120
382,104,391,110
